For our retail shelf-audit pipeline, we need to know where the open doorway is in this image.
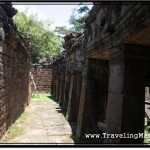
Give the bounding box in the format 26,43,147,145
88,58,109,133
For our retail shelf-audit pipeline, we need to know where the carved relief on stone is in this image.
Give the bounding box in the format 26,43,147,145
75,48,84,71
95,7,105,36
87,27,92,43
91,20,96,40
101,3,121,34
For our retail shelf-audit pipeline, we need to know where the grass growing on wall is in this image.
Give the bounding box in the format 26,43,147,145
1,112,29,142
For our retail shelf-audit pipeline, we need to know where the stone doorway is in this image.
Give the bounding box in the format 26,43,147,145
88,58,109,133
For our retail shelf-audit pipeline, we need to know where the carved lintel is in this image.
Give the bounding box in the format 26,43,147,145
110,44,150,64
109,49,124,64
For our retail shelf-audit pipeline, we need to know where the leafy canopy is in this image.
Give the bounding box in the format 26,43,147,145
69,5,90,33
14,9,62,63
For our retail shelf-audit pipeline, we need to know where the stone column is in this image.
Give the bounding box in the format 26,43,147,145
57,74,61,101
105,44,150,144
52,75,56,97
51,72,54,95
59,73,65,106
76,72,82,118
66,71,78,121
55,75,58,100
58,73,62,104
63,72,71,111
62,72,68,109
76,67,92,138
66,72,74,121
56,73,61,101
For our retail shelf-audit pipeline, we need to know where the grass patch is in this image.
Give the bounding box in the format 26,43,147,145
144,126,150,144
30,93,51,103
2,112,29,142
17,112,29,123
2,124,23,142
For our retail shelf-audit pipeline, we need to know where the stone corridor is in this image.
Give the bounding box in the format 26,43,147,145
0,2,150,145
2,95,74,144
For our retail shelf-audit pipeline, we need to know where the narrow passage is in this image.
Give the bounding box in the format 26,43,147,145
3,94,74,144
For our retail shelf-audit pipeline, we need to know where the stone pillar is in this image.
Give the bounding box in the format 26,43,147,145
76,67,93,138
57,74,60,101
62,72,68,109
105,44,150,144
59,73,65,106
55,75,58,100
66,71,78,121
51,72,54,95
52,75,56,97
58,73,62,104
66,72,74,120
76,67,87,138
76,72,82,117
56,73,61,101
63,72,71,111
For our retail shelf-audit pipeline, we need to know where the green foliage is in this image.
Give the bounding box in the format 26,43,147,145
77,6,90,14
54,26,72,51
14,9,62,63
54,26,72,38
69,5,90,32
54,5,91,38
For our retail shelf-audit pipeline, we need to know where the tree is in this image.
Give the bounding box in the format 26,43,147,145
54,5,91,38
14,9,62,63
54,26,73,51
54,26,72,38
69,5,90,32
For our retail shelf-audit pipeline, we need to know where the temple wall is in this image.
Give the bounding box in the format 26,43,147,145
31,63,52,93
0,4,31,139
51,2,150,144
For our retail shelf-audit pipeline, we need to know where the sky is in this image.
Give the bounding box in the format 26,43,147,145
12,2,93,30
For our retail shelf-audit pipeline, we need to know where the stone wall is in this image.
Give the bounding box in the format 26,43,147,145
79,2,150,144
0,4,31,139
51,2,150,144
51,33,84,132
31,62,52,93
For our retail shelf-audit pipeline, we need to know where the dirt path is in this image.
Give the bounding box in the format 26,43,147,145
4,95,74,144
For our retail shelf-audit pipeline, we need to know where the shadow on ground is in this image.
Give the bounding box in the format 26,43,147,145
47,94,104,145
47,95,57,102
47,94,80,143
